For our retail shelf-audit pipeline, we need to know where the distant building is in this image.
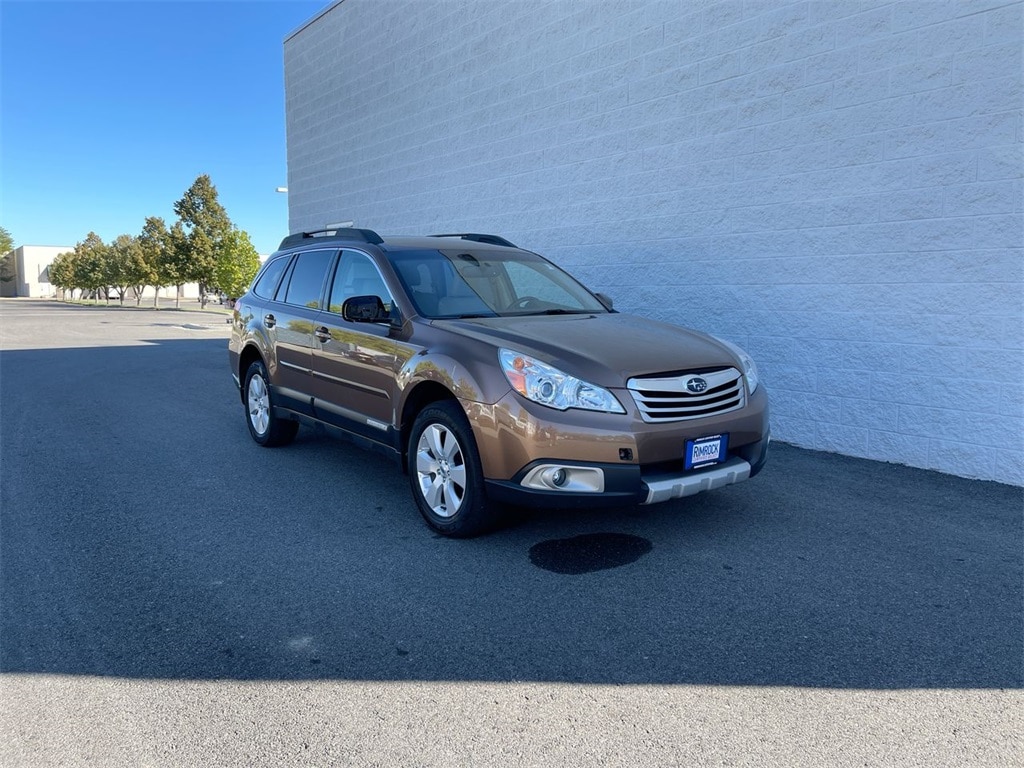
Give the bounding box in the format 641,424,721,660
1,245,67,298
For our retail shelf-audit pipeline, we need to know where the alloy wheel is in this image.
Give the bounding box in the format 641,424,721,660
415,423,467,518
247,373,270,436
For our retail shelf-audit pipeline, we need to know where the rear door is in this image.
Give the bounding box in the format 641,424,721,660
268,248,338,415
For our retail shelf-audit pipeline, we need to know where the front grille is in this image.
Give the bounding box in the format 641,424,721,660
628,367,745,423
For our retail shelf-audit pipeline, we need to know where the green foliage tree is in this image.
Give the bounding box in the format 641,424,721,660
125,235,155,306
48,250,77,300
164,222,193,308
71,232,109,303
138,216,172,307
106,234,145,306
213,228,261,299
173,174,231,295
0,226,15,285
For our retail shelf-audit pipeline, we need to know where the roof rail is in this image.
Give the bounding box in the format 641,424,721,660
278,227,383,250
429,233,518,248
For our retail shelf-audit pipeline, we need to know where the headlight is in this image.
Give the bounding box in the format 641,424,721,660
719,339,760,394
499,349,625,413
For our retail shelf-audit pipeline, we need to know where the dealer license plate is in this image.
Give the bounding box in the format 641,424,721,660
685,434,728,470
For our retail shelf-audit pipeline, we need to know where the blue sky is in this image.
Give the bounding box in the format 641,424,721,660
2,0,327,255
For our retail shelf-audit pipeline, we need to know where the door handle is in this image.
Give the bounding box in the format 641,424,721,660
264,313,276,329
314,326,331,342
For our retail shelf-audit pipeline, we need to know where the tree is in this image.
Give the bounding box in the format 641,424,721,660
0,226,15,286
164,222,193,308
49,250,77,300
213,228,261,299
172,174,231,293
138,216,171,307
124,233,156,306
71,232,109,303
106,234,144,306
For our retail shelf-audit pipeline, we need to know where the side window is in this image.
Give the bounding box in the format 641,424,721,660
328,250,393,315
282,250,335,309
251,255,290,299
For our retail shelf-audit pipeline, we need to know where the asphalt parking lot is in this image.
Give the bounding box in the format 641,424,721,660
1,299,1021,767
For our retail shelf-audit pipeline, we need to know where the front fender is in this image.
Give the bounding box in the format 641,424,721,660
396,348,509,411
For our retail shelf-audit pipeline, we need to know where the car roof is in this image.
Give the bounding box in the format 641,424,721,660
379,236,520,252
275,229,521,254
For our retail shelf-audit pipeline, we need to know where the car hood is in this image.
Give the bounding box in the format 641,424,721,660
432,313,739,387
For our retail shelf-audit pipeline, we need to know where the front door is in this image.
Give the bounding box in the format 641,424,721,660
310,249,413,443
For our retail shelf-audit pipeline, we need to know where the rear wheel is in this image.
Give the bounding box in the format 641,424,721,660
408,401,490,537
244,359,298,447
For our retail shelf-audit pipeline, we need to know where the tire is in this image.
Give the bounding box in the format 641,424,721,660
243,359,299,447
408,401,491,537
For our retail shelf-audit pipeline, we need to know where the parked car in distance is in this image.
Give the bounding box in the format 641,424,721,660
228,228,769,536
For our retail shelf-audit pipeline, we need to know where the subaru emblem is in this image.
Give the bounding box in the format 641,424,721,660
686,377,708,394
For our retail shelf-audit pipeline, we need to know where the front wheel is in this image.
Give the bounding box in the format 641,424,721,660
408,401,491,537
244,359,298,447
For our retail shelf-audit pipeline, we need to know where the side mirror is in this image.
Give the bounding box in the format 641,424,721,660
342,295,389,322
595,292,614,310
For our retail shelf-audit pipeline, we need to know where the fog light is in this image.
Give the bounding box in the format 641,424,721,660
521,465,606,493
539,467,568,488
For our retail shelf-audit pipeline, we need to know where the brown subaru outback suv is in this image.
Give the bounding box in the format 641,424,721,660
229,229,769,536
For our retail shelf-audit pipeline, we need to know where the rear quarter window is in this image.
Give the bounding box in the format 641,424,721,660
251,255,291,299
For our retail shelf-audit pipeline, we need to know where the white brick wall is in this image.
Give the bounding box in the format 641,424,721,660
285,0,1023,485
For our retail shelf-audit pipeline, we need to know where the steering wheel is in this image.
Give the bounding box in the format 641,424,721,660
510,295,541,310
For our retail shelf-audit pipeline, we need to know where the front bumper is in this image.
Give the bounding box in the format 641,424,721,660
485,431,770,509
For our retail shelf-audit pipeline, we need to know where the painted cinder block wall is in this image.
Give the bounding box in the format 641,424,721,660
284,0,1023,485
2,245,65,298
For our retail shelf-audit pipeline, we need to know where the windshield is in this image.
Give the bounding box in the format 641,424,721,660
388,249,609,319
